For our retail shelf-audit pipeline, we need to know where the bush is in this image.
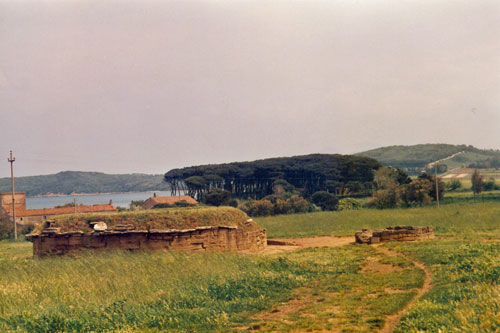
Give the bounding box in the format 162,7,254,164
446,179,462,192
239,200,274,217
0,215,13,240
287,195,309,213
227,199,238,208
483,178,499,191
311,191,338,211
152,200,195,209
400,179,433,207
203,189,233,207
130,200,146,210
20,224,35,236
337,198,362,211
239,195,310,217
418,173,446,201
368,186,401,209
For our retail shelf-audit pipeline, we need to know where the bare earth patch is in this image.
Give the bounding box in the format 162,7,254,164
252,292,313,322
261,236,355,254
361,257,402,274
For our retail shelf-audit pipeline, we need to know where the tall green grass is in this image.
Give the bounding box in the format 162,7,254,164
257,202,500,238
0,242,427,332
386,240,500,332
0,249,296,331
1,201,499,331
0,244,373,332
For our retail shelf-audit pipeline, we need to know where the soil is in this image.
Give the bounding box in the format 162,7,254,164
361,257,403,274
261,236,355,254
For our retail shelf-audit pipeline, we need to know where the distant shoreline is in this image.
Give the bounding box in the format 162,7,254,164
29,190,172,199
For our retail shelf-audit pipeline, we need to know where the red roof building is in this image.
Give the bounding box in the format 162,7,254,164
0,192,117,225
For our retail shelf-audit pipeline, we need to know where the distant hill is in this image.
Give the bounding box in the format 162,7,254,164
357,144,500,174
0,171,169,196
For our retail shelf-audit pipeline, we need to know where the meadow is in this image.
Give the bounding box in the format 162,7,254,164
0,202,498,332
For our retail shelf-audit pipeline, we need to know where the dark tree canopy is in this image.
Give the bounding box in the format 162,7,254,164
164,154,381,199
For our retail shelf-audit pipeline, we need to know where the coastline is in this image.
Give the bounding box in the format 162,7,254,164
29,190,172,198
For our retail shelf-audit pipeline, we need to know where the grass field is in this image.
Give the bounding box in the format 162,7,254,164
257,202,500,239
1,202,499,332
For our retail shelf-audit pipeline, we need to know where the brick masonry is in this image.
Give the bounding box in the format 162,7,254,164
31,226,267,257
355,226,434,244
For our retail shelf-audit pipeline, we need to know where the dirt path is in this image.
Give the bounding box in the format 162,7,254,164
261,236,355,254
249,238,432,332
372,245,432,333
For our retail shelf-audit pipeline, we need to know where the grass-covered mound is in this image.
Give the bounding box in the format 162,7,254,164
31,206,258,234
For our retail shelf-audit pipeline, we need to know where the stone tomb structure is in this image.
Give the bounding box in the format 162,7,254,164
29,207,267,256
355,226,434,244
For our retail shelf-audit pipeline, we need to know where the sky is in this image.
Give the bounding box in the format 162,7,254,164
1,0,499,177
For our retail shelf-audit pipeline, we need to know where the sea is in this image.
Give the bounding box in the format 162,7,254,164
26,191,176,209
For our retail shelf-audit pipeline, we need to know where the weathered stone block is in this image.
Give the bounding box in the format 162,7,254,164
31,226,267,257
355,226,434,244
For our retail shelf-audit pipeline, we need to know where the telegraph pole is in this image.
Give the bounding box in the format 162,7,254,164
8,151,17,239
435,163,440,208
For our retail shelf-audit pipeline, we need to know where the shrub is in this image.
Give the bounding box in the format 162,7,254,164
239,200,274,217
20,223,35,235
0,215,13,240
368,186,401,209
239,195,309,217
203,189,233,207
418,173,446,201
130,200,146,210
287,195,309,213
152,200,195,209
337,198,362,211
483,178,498,191
311,191,338,211
227,199,238,207
400,179,433,207
446,179,462,192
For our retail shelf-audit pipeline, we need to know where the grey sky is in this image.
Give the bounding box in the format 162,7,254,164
1,0,499,177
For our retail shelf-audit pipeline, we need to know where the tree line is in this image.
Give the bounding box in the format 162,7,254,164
164,154,381,200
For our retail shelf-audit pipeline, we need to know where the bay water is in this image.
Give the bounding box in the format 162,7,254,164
26,191,175,209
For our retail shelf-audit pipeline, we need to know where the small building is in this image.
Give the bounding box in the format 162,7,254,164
142,194,198,209
0,192,26,210
0,192,117,225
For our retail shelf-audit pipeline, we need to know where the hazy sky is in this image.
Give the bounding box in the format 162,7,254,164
1,0,499,177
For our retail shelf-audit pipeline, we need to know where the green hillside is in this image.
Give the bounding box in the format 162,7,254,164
0,171,169,196
357,144,500,174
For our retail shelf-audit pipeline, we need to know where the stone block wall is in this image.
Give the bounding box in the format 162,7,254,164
355,226,434,244
31,226,267,257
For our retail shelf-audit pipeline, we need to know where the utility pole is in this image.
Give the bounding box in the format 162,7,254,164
73,198,77,214
435,163,440,208
8,151,17,240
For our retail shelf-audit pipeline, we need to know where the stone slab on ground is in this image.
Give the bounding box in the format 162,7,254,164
355,226,434,244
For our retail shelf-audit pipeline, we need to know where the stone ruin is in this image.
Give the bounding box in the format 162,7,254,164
30,219,267,257
355,226,434,244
